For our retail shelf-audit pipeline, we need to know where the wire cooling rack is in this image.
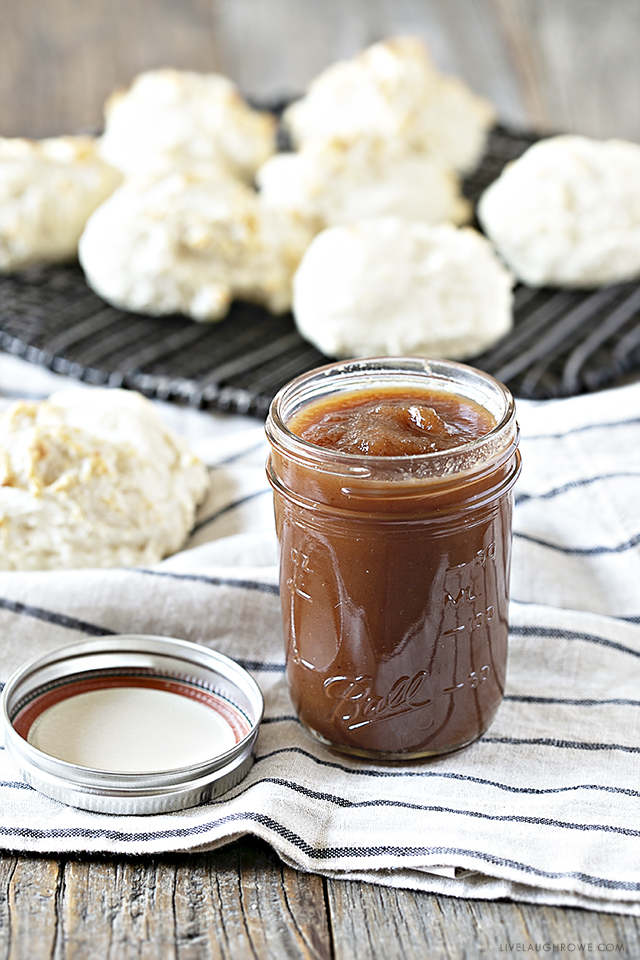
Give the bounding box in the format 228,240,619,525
1,126,639,416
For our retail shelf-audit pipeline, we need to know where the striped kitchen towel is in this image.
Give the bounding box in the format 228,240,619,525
0,354,639,915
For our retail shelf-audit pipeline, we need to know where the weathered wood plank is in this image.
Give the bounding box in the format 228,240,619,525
211,0,640,139
491,0,640,139
0,841,331,960
4,857,60,960
489,0,550,130
3,0,640,141
179,840,330,959
326,878,640,960
59,858,178,960
0,856,16,959
1,845,640,958
503,899,640,956
0,0,218,138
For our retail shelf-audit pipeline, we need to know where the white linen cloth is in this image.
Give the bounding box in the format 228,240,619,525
0,353,639,915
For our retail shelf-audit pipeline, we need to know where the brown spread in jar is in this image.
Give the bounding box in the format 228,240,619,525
266,359,520,761
289,385,495,455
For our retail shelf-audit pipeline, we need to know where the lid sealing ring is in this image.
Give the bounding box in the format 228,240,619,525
1,635,264,815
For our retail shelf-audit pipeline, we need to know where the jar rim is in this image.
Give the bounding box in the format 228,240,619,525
266,357,517,478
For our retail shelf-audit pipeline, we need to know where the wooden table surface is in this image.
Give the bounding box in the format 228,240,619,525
2,1,640,955
2,0,640,143
1,838,639,959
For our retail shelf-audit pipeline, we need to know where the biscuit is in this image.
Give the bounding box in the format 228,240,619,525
78,169,316,321
283,37,495,174
0,136,121,272
477,135,640,287
0,389,210,570
293,217,513,359
257,136,471,228
99,69,277,181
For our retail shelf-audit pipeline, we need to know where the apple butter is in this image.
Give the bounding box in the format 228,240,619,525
266,358,521,760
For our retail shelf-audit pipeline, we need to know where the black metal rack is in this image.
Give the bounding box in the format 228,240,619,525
1,126,639,416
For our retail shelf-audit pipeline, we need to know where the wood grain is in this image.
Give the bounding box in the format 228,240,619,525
0,841,331,960
60,859,177,959
0,0,219,138
4,858,60,960
2,0,639,140
327,878,640,960
490,0,640,138
0,842,639,959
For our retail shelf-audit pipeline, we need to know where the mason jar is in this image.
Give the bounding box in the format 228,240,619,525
266,357,521,761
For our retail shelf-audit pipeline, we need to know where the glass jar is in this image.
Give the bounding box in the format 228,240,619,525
265,358,521,761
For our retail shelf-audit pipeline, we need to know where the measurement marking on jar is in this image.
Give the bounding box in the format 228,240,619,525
442,542,497,637
445,586,478,605
442,606,495,637
448,542,497,571
443,666,490,693
287,548,313,601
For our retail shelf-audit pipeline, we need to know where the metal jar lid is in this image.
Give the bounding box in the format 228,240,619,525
1,634,264,815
